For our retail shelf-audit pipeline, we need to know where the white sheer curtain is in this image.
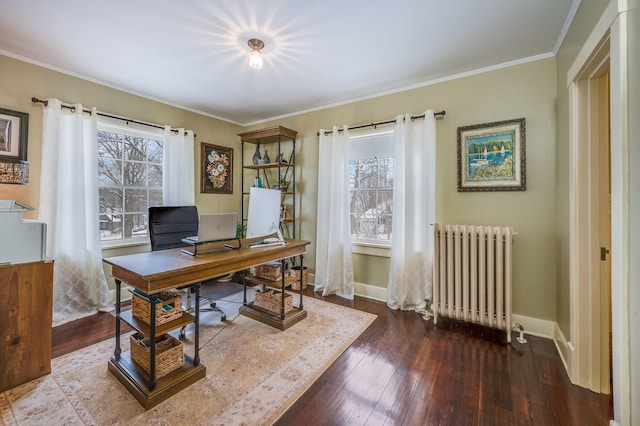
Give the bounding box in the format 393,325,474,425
163,126,195,205
39,98,112,326
387,110,437,311
315,126,355,299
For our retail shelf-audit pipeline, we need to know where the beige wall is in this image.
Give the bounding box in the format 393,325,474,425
0,54,243,221
1,53,559,322
248,58,558,320
0,54,243,288
554,0,609,338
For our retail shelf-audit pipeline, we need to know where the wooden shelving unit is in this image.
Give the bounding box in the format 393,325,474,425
237,126,307,330
108,283,206,409
239,255,308,331
238,126,298,239
244,274,299,289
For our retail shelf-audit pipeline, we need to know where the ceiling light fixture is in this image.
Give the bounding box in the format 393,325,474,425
248,38,264,70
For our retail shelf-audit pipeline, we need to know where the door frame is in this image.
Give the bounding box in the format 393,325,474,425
566,0,630,423
568,37,610,393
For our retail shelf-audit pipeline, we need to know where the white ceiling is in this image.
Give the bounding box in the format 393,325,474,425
0,0,577,125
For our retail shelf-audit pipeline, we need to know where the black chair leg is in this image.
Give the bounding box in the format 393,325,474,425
209,301,227,321
176,287,226,340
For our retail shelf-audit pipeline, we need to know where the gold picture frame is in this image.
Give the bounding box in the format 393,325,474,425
457,117,526,192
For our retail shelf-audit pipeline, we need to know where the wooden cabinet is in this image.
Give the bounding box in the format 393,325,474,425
0,261,53,391
238,126,298,239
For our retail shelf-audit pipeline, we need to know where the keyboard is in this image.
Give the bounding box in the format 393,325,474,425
248,239,286,248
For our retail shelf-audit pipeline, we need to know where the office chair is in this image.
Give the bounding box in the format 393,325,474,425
147,206,227,334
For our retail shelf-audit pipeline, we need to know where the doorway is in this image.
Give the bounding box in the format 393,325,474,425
568,35,612,394
567,2,632,422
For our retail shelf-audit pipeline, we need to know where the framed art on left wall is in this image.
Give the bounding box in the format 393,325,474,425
201,142,233,194
0,108,29,161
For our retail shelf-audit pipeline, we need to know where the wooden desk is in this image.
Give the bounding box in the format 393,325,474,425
103,238,309,409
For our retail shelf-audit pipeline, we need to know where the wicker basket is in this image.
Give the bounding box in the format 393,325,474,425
254,262,282,281
290,266,308,290
131,290,183,326
129,333,184,378
253,290,293,315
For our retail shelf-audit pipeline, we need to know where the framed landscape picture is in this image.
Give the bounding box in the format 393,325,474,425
457,117,526,192
201,143,233,194
0,108,29,161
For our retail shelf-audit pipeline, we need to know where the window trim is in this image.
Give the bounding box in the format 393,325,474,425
100,238,149,250
348,127,395,246
351,240,391,257
97,119,163,247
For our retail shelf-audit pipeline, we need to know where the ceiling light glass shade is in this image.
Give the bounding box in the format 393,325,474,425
249,50,263,70
247,38,265,70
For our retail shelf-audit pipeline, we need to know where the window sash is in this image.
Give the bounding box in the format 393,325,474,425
348,129,394,245
97,121,163,245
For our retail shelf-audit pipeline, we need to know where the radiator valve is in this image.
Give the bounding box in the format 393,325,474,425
422,299,433,321
513,323,527,344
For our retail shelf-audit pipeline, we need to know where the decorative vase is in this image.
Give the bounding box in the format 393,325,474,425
263,149,271,164
252,145,261,165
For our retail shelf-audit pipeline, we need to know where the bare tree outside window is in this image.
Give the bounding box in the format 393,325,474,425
98,127,163,243
349,156,393,242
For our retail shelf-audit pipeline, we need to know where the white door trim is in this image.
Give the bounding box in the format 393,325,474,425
566,1,630,423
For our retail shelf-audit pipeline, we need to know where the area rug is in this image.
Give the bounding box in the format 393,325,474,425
0,292,376,426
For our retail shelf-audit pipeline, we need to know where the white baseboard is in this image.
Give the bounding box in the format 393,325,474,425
353,281,387,302
511,314,556,339
553,322,573,377
510,314,572,375
307,275,387,302
348,285,565,347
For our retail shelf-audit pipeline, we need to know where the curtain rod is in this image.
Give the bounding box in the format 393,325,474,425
318,110,445,136
31,97,195,136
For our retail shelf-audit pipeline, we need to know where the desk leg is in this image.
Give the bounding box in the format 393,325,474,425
149,293,158,390
280,259,286,320
193,283,201,366
299,254,305,310
242,269,248,305
114,279,122,359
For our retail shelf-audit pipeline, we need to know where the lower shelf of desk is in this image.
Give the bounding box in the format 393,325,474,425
108,351,206,409
239,303,307,331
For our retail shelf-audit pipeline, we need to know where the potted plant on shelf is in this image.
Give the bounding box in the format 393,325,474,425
237,222,247,238
279,176,290,192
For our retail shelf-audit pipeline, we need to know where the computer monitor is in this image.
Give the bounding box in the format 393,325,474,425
246,187,283,240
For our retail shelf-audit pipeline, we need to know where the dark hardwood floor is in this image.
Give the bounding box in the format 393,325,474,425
52,288,613,425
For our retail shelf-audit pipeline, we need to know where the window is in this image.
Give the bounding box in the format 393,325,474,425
97,120,163,245
348,129,394,246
